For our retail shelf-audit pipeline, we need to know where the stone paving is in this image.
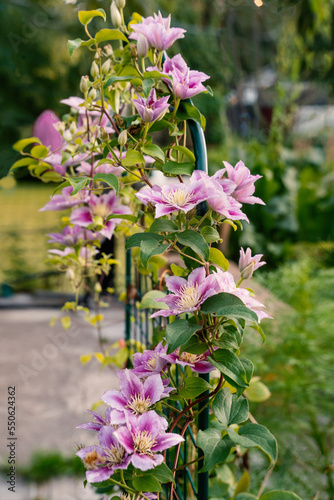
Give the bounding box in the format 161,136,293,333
0,265,282,500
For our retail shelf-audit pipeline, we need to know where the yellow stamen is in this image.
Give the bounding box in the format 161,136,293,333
176,284,200,310
133,431,157,455
126,394,152,415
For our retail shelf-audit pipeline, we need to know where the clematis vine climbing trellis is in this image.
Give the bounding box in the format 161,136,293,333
11,1,303,499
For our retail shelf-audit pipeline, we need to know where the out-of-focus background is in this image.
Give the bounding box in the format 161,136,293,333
0,0,334,499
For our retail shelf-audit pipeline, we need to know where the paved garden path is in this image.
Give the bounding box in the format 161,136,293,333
0,264,284,500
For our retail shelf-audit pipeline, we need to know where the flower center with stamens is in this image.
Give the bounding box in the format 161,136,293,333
164,188,193,207
176,284,200,310
133,431,157,455
104,443,126,466
146,355,157,370
92,203,110,219
126,394,152,415
83,450,105,470
180,351,201,364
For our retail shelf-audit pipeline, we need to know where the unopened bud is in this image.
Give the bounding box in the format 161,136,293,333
93,215,104,229
97,126,109,141
80,75,89,94
53,121,65,133
104,44,113,56
110,1,122,28
101,59,111,74
137,33,149,58
115,0,125,8
88,88,97,100
240,261,255,281
69,121,77,135
130,43,137,59
94,282,102,294
118,129,127,146
115,114,125,129
90,61,99,79
66,268,75,281
63,129,72,142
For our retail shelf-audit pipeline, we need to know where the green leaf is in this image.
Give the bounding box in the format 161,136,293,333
139,290,168,310
143,70,169,79
95,28,128,44
244,377,271,403
133,474,162,493
166,319,201,354
208,349,249,391
140,241,169,267
78,9,106,25
104,75,138,87
171,145,196,163
147,463,174,484
209,247,229,270
141,144,165,163
197,429,232,472
212,388,249,427
235,494,258,500
13,137,41,152
67,38,95,56
235,470,251,496
176,230,209,261
30,145,49,158
170,263,186,276
177,102,205,129
228,423,278,464
10,158,38,171
179,377,212,399
240,358,254,384
126,232,162,250
150,219,178,233
105,213,138,223
201,293,258,323
122,150,145,166
142,78,155,97
260,491,303,500
68,177,89,196
180,335,207,355
163,161,194,176
201,226,221,243
93,172,119,194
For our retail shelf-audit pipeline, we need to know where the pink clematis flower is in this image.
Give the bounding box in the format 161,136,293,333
162,54,210,100
101,369,170,416
114,411,184,471
131,341,170,378
133,88,170,123
33,110,63,151
136,181,209,218
77,408,125,432
221,161,265,205
190,170,248,221
70,191,131,239
47,225,99,246
162,349,214,374
40,186,89,212
129,12,186,51
150,267,218,318
209,268,271,322
76,426,131,483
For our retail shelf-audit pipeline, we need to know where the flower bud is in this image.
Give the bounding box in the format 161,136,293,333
130,43,137,59
88,88,97,100
66,268,75,281
101,59,111,74
63,129,72,142
69,121,77,135
110,1,122,28
118,129,127,146
80,75,89,94
115,0,125,8
54,121,65,133
104,44,113,56
97,126,109,141
240,261,255,281
90,61,99,79
137,33,149,58
94,282,102,294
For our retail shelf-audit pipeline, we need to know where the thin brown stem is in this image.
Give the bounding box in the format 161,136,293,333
257,464,275,498
169,374,224,433
169,418,193,500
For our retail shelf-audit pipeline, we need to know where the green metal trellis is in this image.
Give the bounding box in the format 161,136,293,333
125,112,209,500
